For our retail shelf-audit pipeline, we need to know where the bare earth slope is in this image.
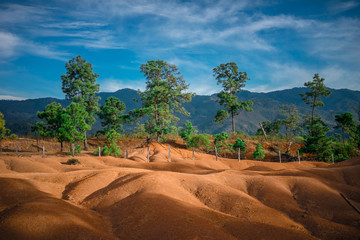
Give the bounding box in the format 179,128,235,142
0,143,359,240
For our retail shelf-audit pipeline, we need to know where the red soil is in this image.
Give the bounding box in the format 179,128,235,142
0,140,359,240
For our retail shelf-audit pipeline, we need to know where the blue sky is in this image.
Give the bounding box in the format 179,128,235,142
0,0,359,100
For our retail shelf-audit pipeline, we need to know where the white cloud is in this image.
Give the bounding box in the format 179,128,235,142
0,95,26,100
99,78,145,92
328,1,359,14
0,32,19,59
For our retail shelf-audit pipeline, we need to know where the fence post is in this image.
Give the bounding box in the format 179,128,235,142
98,146,101,157
297,150,300,164
147,146,150,162
192,147,195,161
126,149,128,159
42,146,45,158
238,148,241,162
279,150,281,163
71,143,75,157
16,142,18,157
168,145,171,162
332,153,334,164
215,146,218,161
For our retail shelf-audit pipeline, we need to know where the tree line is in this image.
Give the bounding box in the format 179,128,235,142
0,55,359,162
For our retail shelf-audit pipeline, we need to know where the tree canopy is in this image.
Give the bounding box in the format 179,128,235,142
61,55,100,149
213,62,253,134
129,60,194,141
300,73,331,125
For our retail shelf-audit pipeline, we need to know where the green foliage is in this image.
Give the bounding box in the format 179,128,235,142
280,104,301,136
102,129,121,156
334,112,355,146
133,123,147,138
214,132,232,153
58,102,90,145
180,121,197,146
98,97,126,133
0,112,11,143
213,62,253,133
233,138,246,153
300,117,332,162
8,134,18,140
67,145,82,155
61,55,100,150
300,73,331,125
253,143,265,160
188,134,210,151
332,142,357,162
36,102,63,138
66,158,80,165
128,60,195,141
256,119,281,136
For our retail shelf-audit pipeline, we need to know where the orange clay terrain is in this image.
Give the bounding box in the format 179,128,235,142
0,139,359,240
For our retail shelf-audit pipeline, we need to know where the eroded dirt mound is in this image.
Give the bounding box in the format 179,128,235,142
0,143,359,240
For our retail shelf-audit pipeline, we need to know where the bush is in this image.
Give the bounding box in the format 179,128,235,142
253,143,265,160
233,138,245,153
332,142,357,162
189,134,210,151
8,134,18,140
66,158,80,165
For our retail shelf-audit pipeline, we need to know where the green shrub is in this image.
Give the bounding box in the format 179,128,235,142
8,134,18,140
189,134,210,151
332,142,357,162
233,138,246,153
66,158,80,165
253,143,265,160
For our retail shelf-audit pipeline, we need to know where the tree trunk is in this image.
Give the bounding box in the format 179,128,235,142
60,141,63,152
155,104,160,142
342,128,345,147
231,110,235,134
311,96,317,126
84,132,88,150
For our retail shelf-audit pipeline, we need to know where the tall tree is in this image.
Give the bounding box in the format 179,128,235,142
300,73,331,125
280,104,301,137
61,55,100,150
36,102,65,151
98,97,126,156
0,112,11,152
256,119,281,136
129,60,194,141
57,102,90,154
300,117,332,162
334,112,355,147
213,62,253,134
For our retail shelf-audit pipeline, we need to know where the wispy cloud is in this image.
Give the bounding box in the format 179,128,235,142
328,0,359,14
99,78,145,92
0,95,26,100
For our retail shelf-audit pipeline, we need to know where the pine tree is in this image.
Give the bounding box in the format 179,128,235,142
300,117,332,162
300,73,331,125
253,143,265,160
213,62,253,134
280,104,301,137
61,55,100,150
129,60,194,141
334,112,355,147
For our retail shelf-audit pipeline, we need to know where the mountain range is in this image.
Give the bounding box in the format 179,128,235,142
0,88,359,136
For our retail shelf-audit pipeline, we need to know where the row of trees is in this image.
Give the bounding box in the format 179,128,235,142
255,74,360,162
17,55,359,162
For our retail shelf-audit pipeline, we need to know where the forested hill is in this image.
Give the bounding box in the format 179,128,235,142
0,87,359,136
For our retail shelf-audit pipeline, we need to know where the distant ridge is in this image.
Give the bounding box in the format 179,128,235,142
0,87,359,136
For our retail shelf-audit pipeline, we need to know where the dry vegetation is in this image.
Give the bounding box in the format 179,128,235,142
0,138,359,240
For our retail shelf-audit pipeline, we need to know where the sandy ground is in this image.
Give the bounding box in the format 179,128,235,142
0,141,359,240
